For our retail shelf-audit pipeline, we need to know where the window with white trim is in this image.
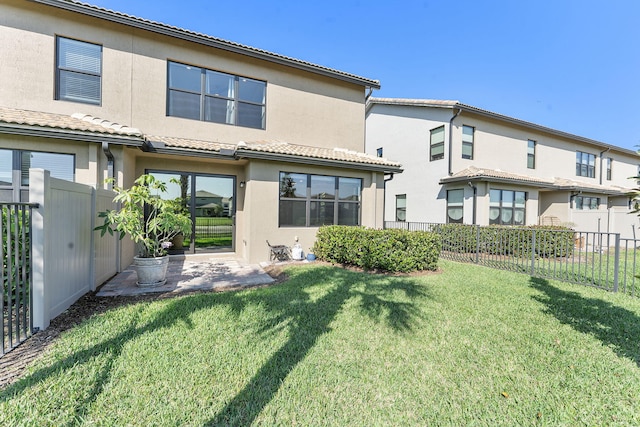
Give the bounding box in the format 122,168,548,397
56,37,102,105
462,125,474,160
574,196,599,210
576,151,595,178
279,172,361,227
606,157,612,181
168,61,266,129
430,126,445,161
447,189,464,223
396,194,406,221
527,140,536,169
489,189,526,225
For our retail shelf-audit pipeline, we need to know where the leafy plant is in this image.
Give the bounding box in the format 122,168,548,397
313,226,441,272
95,174,192,258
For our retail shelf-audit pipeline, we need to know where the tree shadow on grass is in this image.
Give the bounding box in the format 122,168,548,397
205,266,430,426
0,265,430,426
530,277,640,367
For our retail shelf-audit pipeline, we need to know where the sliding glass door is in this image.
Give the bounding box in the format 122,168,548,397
147,171,235,253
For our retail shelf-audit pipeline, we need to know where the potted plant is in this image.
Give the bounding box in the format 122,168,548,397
95,174,192,287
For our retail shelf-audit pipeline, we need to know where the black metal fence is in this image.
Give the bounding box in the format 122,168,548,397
2,203,36,357
385,221,640,297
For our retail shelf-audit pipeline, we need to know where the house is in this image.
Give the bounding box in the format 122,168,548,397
0,0,401,266
366,98,640,238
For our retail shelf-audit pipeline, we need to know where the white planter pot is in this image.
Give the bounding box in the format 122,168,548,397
133,255,169,287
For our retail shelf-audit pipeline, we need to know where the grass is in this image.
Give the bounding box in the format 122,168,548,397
194,217,232,226
2,260,640,425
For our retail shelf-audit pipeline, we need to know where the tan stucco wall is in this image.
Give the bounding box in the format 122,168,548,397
0,0,367,152
242,160,385,263
539,192,571,225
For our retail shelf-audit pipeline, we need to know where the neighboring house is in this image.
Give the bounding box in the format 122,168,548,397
366,98,640,238
0,0,401,266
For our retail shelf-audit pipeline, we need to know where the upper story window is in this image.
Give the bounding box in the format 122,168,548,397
462,125,474,160
396,194,406,221
576,151,595,178
447,189,464,223
167,61,266,129
56,37,102,105
606,157,612,181
527,140,536,169
489,189,526,226
575,196,599,210
376,147,383,158
279,172,361,227
430,125,445,161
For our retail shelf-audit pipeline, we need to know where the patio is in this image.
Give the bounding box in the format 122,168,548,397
96,254,275,297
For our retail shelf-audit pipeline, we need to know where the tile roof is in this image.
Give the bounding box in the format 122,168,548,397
0,106,142,137
148,135,402,170
32,0,380,89
0,106,395,170
441,166,633,194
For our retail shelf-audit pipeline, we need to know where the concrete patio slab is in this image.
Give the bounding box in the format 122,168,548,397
96,254,275,297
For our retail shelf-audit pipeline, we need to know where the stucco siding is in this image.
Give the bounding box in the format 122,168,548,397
0,0,366,152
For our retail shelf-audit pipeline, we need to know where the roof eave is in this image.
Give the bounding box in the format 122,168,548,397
439,175,556,189
29,0,380,89
0,123,144,145
456,104,639,156
236,149,403,173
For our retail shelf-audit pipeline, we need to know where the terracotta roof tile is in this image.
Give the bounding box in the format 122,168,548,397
442,166,633,194
149,135,401,169
0,106,142,136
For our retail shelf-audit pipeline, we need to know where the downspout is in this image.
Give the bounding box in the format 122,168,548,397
365,86,374,102
599,147,610,185
448,108,462,176
102,141,115,189
468,181,477,225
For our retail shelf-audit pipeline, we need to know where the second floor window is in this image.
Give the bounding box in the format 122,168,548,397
527,140,536,169
430,126,445,161
56,37,102,105
576,151,595,178
168,61,266,129
376,147,383,158
462,125,474,159
606,157,612,181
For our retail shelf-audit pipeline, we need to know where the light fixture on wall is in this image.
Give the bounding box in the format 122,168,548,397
239,181,245,188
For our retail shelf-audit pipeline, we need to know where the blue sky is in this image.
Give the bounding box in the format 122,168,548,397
90,0,640,151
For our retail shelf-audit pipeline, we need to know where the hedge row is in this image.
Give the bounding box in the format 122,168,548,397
432,224,575,258
313,226,441,272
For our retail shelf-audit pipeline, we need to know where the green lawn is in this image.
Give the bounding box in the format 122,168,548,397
195,217,232,226
2,260,640,426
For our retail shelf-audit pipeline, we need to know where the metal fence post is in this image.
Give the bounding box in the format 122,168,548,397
613,233,620,292
475,225,480,264
531,229,536,276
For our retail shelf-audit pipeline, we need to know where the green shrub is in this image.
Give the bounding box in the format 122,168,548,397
313,226,441,272
433,224,574,258
2,206,30,304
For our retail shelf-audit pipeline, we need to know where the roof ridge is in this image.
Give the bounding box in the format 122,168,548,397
33,0,379,88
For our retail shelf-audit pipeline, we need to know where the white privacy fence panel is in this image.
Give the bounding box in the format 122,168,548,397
30,169,118,330
94,188,118,287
